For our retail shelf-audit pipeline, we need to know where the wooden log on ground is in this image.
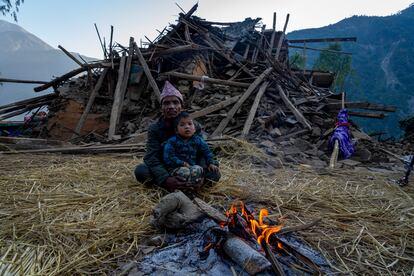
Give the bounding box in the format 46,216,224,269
72,68,109,138
133,42,161,101
0,143,146,154
276,85,312,130
193,197,227,222
241,81,269,138
211,67,273,137
223,235,272,275
262,242,286,276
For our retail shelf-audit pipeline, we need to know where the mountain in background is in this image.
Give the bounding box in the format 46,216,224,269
288,4,414,137
0,19,96,107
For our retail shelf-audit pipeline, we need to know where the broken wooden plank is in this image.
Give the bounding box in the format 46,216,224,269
277,84,312,130
72,68,109,138
275,13,290,60
34,62,108,92
241,81,269,138
133,42,161,101
0,143,146,155
161,71,250,88
288,37,357,44
58,45,85,67
108,55,127,140
267,12,277,57
348,111,385,119
211,67,273,137
193,197,227,222
190,95,241,119
325,101,396,112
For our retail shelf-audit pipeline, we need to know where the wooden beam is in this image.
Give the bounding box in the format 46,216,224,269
211,67,273,137
288,45,353,55
325,101,397,112
277,84,312,130
348,111,385,119
34,63,107,92
142,44,198,57
190,95,241,119
72,68,109,138
161,71,250,88
288,37,357,44
275,13,290,60
108,55,127,139
0,78,48,84
58,45,85,67
267,12,277,57
133,42,161,101
241,81,269,138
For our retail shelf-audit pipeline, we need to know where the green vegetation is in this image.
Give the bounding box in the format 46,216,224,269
287,4,414,137
289,52,306,70
313,43,353,92
0,0,24,21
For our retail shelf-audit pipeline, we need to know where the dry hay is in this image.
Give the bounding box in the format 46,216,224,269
0,141,413,275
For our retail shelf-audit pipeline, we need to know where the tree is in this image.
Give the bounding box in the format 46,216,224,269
0,0,24,21
313,43,352,92
289,52,306,70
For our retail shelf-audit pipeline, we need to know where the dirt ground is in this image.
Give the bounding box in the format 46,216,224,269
0,152,413,275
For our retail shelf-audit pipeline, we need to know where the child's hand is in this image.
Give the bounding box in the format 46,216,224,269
183,162,191,168
208,164,219,172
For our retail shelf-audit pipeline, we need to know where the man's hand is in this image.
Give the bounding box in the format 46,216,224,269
208,164,219,173
164,176,194,191
183,162,191,168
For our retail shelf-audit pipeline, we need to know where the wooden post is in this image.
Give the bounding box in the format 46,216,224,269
72,68,109,138
329,92,345,169
133,42,161,101
267,12,277,57
275,13,290,61
211,68,273,137
241,81,269,138
108,55,127,139
58,45,85,67
108,38,135,139
276,84,312,130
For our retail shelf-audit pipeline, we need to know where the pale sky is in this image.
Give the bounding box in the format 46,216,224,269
2,0,413,58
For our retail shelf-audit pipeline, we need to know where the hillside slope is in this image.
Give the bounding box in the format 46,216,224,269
288,4,414,137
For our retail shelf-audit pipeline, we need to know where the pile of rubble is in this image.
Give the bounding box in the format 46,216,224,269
0,4,402,167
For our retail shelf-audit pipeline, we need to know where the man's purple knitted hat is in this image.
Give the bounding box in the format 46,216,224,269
160,81,183,103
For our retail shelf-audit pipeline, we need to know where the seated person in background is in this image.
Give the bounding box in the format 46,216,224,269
163,112,219,187
134,81,221,191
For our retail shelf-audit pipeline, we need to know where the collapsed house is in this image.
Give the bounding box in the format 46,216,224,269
0,4,401,167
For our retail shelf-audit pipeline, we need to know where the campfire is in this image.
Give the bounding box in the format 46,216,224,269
145,191,328,275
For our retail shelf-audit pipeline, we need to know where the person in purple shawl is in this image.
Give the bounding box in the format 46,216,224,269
329,108,354,159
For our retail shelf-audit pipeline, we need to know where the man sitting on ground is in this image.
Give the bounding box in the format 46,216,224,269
134,81,221,191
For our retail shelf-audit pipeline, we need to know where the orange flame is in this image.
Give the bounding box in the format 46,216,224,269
223,202,284,248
